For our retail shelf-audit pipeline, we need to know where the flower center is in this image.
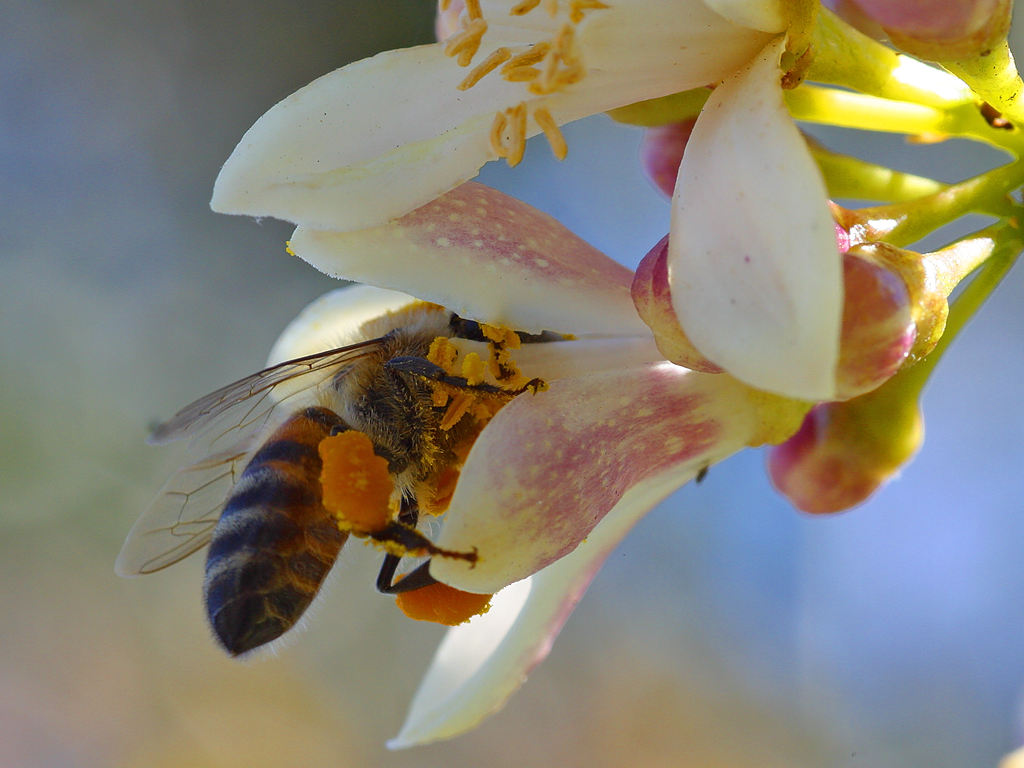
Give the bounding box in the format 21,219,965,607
442,0,610,166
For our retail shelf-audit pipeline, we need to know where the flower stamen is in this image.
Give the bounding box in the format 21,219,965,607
458,46,512,90
568,0,609,23
443,17,488,67
463,0,482,21
533,106,568,159
510,0,541,14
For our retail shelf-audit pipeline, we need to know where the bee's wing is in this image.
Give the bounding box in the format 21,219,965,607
116,339,385,577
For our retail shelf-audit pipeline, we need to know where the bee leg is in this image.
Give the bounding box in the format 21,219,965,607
376,557,438,594
368,521,478,565
449,315,565,344
384,356,544,396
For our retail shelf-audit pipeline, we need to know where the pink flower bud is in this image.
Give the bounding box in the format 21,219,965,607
639,120,697,198
767,387,924,514
436,0,465,41
835,246,916,399
631,235,722,372
846,0,1012,60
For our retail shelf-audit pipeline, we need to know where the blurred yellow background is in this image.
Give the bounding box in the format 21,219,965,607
5,2,1024,766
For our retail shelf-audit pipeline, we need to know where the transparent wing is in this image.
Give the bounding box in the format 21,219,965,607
116,445,253,575
117,339,385,576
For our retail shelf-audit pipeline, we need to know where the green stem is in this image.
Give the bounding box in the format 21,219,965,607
897,226,1022,396
944,42,1024,128
846,159,1024,246
809,6,973,109
808,141,945,203
787,86,1013,151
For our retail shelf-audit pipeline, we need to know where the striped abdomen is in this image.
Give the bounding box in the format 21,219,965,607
204,406,348,655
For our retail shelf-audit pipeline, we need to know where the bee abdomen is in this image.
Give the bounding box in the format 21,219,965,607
203,407,347,656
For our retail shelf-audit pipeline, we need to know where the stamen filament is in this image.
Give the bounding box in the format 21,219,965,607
459,47,511,90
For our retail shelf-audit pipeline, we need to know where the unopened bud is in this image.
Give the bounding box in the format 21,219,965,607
835,246,916,399
767,383,924,514
846,0,1012,61
436,0,465,41
631,235,722,372
640,120,697,198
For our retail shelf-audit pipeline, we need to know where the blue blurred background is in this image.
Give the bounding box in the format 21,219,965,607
4,2,1024,766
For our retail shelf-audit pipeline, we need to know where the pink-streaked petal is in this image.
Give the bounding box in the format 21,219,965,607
289,183,649,336
389,466,687,748
632,235,723,372
431,364,759,593
640,121,696,198
669,37,842,400
266,285,417,366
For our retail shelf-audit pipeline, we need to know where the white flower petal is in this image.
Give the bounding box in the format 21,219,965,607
212,5,772,230
701,0,788,33
266,284,417,365
289,183,649,335
669,37,842,400
431,364,759,593
211,44,517,230
389,466,686,748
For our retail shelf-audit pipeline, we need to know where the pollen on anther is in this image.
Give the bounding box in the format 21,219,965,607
510,0,542,14
489,110,509,159
458,46,511,90
464,0,482,20
444,17,488,66
507,103,528,167
534,107,567,160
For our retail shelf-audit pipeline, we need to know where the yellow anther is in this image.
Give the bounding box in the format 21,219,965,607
464,0,482,20
459,46,511,90
507,103,527,167
489,110,509,159
510,0,541,14
440,0,452,10
501,43,551,73
568,0,609,23
533,107,567,160
503,65,542,83
545,0,559,17
444,17,488,66
461,352,487,385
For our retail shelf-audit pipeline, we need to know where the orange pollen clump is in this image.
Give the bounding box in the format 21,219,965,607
396,581,493,626
318,431,394,534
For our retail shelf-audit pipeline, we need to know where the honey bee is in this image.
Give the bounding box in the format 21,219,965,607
117,301,547,655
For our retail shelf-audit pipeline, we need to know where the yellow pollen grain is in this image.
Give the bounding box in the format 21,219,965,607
427,336,460,372
459,46,511,90
533,107,567,160
464,0,482,20
510,0,542,14
461,352,487,385
284,240,296,256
